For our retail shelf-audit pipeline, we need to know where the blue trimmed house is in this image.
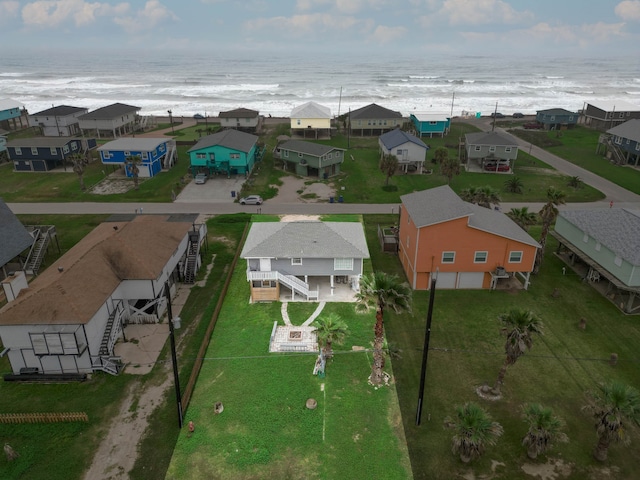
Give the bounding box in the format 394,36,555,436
410,113,451,137
189,129,259,176
274,140,345,178
7,137,97,172
98,138,176,178
535,108,578,130
605,119,640,166
378,129,429,173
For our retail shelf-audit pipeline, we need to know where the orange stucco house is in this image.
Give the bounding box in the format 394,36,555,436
398,186,540,290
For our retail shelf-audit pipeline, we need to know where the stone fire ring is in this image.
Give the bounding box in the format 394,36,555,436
306,398,317,410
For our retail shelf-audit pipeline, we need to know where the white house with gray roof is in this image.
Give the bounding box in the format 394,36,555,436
240,221,370,302
553,208,640,313
274,139,345,178
465,131,519,170
78,103,141,138
604,119,640,166
29,105,88,137
290,101,332,139
379,128,429,173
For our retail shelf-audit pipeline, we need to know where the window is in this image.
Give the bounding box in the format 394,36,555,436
209,153,215,160
102,151,111,159
429,121,437,125
595,242,601,251
291,258,302,265
474,251,488,263
31,147,38,155
124,151,130,156
489,146,496,152
63,145,69,154
297,119,301,125
196,153,206,159
71,142,77,150
442,252,455,263
614,256,622,267
334,258,353,270
582,233,589,243
328,153,332,159
397,149,403,155
284,150,289,158
335,151,341,158
50,147,57,155
636,143,640,151
551,115,556,121
615,136,622,145
30,332,80,355
505,147,512,152
230,153,240,159
298,152,303,157
15,147,22,155
619,112,624,118
474,146,481,151
508,251,523,263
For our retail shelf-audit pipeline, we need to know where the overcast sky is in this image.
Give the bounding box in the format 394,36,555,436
1,0,640,56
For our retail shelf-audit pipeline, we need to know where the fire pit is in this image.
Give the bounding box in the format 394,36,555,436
289,331,302,340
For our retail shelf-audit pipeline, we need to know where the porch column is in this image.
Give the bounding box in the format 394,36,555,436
523,271,531,290
626,292,636,313
330,275,334,296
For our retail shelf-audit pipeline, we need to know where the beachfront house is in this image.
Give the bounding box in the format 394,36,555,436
7,137,97,172
188,129,259,177
78,103,141,138
347,103,405,136
398,186,539,290
290,101,332,139
0,199,34,281
219,108,260,132
552,208,640,313
98,138,176,178
409,113,451,138
274,140,345,178
535,108,578,130
0,215,207,377
464,131,518,172
0,98,28,131
240,221,370,302
602,119,640,166
29,105,88,137
378,128,428,174
581,100,640,131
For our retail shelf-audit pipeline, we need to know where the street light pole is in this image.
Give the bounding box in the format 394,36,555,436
164,281,183,428
167,110,175,135
415,270,437,426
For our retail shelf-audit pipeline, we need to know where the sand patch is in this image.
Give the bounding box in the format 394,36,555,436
271,176,336,203
521,458,572,479
280,215,320,222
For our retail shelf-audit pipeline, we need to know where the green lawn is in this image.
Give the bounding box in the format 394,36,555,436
510,125,640,195
363,215,640,479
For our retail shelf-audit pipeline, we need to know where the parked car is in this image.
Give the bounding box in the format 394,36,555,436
194,173,208,184
239,195,263,205
193,113,205,119
490,112,505,118
484,163,510,172
523,122,543,129
513,112,524,118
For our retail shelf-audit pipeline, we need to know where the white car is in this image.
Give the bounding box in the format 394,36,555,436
239,195,263,205
194,173,207,184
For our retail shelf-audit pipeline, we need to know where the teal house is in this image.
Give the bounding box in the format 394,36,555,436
0,99,26,131
188,129,259,176
410,113,451,137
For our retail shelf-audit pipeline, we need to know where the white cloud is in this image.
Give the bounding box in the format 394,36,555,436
296,0,391,14
439,0,533,26
113,0,178,33
0,1,20,16
246,13,363,34
21,0,128,27
615,0,640,21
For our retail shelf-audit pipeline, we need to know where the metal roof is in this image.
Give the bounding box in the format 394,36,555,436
587,100,640,113
607,119,640,142
98,137,168,152
78,103,140,120
349,103,402,120
241,221,370,259
411,112,450,122
0,99,24,111
379,129,427,150
279,140,344,157
0,199,34,267
188,129,258,153
291,101,331,119
559,209,640,265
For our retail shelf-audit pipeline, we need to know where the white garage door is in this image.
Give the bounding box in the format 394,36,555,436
435,272,457,289
457,272,485,289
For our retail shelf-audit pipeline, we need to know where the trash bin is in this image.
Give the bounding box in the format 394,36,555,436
323,173,328,180
338,195,344,203
329,196,334,203
231,191,236,198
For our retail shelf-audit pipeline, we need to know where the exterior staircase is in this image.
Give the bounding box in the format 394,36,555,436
25,227,54,275
277,272,319,301
163,142,176,170
183,232,200,284
604,136,627,165
94,300,125,376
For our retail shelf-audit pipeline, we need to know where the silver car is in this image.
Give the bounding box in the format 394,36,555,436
239,195,263,205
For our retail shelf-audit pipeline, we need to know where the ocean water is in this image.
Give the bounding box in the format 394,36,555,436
1,50,638,118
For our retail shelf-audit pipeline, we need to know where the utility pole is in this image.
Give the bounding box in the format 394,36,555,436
415,270,437,426
164,282,183,428
492,101,498,132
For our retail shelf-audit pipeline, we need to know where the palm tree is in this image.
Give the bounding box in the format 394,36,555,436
459,186,479,203
492,309,542,395
355,272,412,386
380,153,398,186
477,185,501,209
567,175,582,189
504,176,524,194
70,153,89,191
583,381,640,461
312,313,348,359
125,155,142,190
534,187,566,273
507,207,538,232
440,156,461,184
444,402,503,463
521,403,568,459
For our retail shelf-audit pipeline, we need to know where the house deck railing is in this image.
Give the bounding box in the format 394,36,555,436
247,269,318,300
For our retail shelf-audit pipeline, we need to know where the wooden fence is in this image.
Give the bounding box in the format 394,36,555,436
0,412,89,424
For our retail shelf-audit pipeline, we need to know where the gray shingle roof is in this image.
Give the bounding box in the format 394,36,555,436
98,137,168,152
31,105,87,117
607,119,640,143
6,137,80,148
78,103,140,120
219,108,259,118
279,140,344,157
188,129,258,153
0,199,34,267
559,209,640,265
379,129,428,150
401,186,539,247
465,131,518,146
349,103,402,120
536,108,577,116
241,221,370,259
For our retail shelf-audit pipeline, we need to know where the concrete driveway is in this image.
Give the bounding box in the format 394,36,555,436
175,175,247,203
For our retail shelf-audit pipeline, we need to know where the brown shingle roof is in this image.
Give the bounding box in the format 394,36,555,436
0,216,192,326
